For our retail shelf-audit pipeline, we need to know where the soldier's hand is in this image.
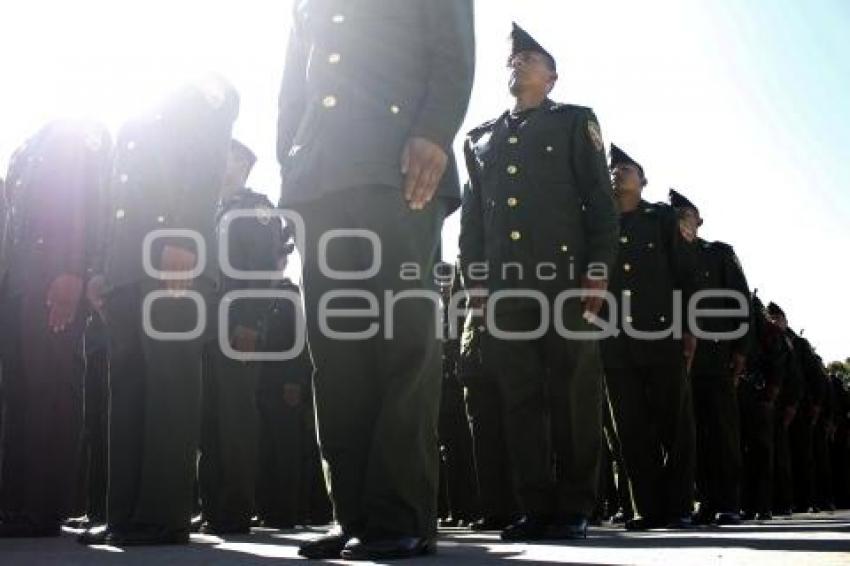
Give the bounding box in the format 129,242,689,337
283,383,302,407
402,137,448,210
766,383,781,404
231,325,259,353
580,276,608,320
731,353,747,387
783,405,798,429
46,274,84,333
161,245,197,292
810,404,822,425
683,333,697,374
86,274,107,321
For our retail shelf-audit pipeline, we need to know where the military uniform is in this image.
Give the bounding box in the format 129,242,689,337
601,191,700,525
813,362,837,510
459,97,618,525
96,79,239,538
79,315,110,524
739,296,786,519
198,187,282,531
787,332,828,512
0,120,110,533
771,315,804,515
256,280,331,528
437,296,479,525
829,374,850,508
277,0,474,543
458,316,520,528
690,239,750,520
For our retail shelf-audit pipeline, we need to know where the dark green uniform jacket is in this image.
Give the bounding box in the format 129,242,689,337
459,100,618,297
215,188,283,335
103,85,238,289
276,0,475,209
691,239,751,375
601,201,699,368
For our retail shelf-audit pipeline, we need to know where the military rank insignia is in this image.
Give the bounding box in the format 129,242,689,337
587,120,604,152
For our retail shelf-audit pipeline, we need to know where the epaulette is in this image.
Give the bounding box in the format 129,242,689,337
466,116,500,141
646,201,671,214
546,102,590,115
711,240,734,254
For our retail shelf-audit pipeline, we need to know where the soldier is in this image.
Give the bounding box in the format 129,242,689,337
603,145,699,530
813,358,837,511
765,302,804,516
0,120,111,537
460,23,618,540
276,1,474,559
437,270,479,528
671,189,750,525
197,140,282,534
255,265,331,529
79,76,240,546
739,294,786,521
829,371,850,508
787,331,828,512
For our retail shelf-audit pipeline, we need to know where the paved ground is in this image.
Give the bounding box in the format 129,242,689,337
1,511,849,565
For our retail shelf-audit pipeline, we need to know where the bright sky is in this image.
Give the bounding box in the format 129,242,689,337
1,0,848,362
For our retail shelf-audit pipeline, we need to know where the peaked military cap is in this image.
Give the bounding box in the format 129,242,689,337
669,189,698,212
766,302,786,319
609,143,645,178
510,22,556,71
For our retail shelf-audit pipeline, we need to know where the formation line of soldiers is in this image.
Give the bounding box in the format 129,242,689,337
0,2,848,562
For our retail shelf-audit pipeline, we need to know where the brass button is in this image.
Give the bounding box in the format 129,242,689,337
648,242,655,249
332,13,345,23
546,145,554,152
659,315,666,323
322,95,337,108
507,165,518,175
508,136,519,144
620,236,628,244
507,197,518,207
328,53,342,64
624,263,632,272
390,104,400,114
510,230,522,241
560,244,569,252
115,209,125,219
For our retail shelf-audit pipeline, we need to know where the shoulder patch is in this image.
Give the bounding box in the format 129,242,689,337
587,119,604,153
